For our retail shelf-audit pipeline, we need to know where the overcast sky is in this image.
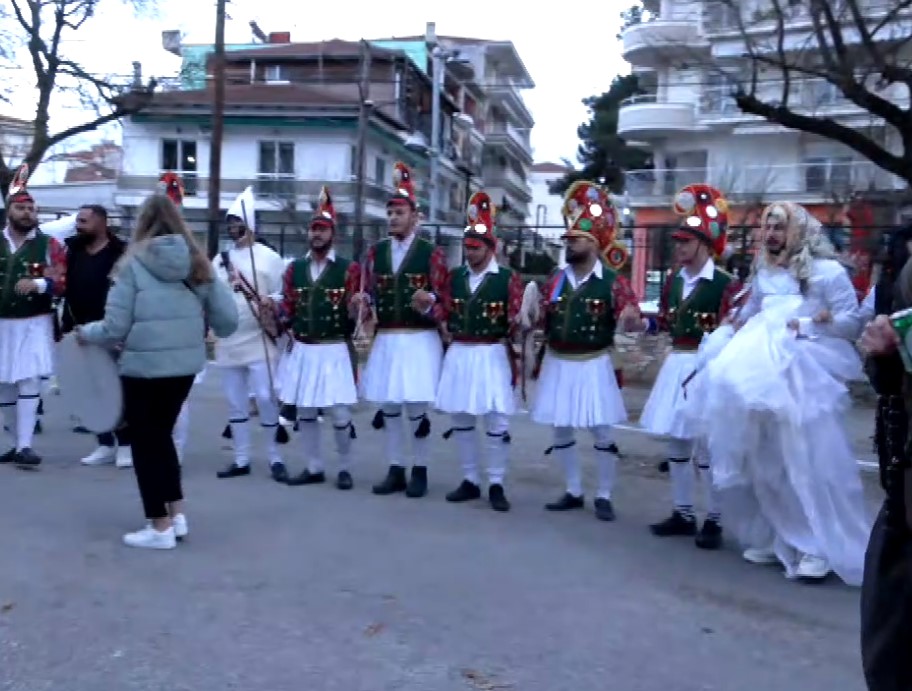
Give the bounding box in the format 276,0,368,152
1,0,629,166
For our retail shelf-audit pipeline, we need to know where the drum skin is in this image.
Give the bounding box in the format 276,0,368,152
56,332,123,433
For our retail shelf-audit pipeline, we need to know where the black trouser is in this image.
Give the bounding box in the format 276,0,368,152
97,424,131,448
861,504,912,690
122,375,194,520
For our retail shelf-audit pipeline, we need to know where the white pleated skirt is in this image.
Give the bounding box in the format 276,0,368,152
639,351,700,439
361,329,443,404
531,349,627,428
0,315,55,383
278,341,358,408
435,342,515,416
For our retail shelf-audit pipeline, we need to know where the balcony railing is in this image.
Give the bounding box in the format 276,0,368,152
703,0,903,33
625,160,905,201
486,122,531,150
485,166,532,199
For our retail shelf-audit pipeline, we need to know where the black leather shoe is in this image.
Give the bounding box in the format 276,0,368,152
695,518,723,550
270,462,289,483
336,470,353,490
446,479,481,503
545,492,584,511
14,448,41,467
372,465,407,495
0,448,16,463
594,497,616,522
217,463,251,479
405,466,428,498
287,469,326,486
488,484,510,512
650,511,697,537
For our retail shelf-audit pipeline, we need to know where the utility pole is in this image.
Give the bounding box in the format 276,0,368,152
352,39,372,261
207,0,227,259
429,45,442,226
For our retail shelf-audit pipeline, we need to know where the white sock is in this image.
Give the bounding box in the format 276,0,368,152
594,444,618,500
484,430,508,486
297,411,323,473
229,418,251,468
453,418,480,485
669,460,696,519
16,394,39,451
698,464,721,522
382,406,406,467
331,410,354,472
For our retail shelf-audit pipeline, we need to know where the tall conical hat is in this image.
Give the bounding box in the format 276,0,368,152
227,185,256,231
464,191,496,248
311,186,336,228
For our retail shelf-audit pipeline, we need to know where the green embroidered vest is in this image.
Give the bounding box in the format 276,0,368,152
0,232,53,318
665,268,733,346
447,265,514,340
289,256,354,341
372,237,436,329
545,266,616,354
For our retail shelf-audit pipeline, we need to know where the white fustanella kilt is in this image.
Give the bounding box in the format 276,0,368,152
435,341,515,416
531,349,628,429
639,351,701,439
0,315,55,383
361,329,443,404
278,340,358,409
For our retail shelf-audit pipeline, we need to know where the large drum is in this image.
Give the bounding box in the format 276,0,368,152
56,332,123,433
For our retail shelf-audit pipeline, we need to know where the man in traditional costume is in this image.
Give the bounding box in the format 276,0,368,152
700,201,871,583
212,186,289,483
638,184,737,550
0,165,66,467
354,162,449,498
531,181,641,521
435,191,523,512
271,187,361,490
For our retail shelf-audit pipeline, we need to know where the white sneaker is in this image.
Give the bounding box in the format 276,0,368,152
173,514,188,540
123,526,176,550
796,554,830,579
115,446,133,468
743,547,779,565
81,445,115,465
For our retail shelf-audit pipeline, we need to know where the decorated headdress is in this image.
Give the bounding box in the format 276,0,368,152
464,191,496,249
561,180,628,270
158,172,184,207
226,185,256,232
7,164,33,206
388,161,417,208
311,186,336,229
672,184,729,257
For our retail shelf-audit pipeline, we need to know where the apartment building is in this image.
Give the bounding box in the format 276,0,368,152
618,0,910,296
374,28,536,227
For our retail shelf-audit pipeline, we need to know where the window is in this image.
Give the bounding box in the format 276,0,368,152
161,139,198,194
264,65,288,83
257,141,295,197
373,157,386,185
802,156,853,193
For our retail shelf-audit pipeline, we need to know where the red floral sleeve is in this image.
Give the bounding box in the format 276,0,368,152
345,261,362,309
361,244,376,299
718,278,741,323
278,262,296,327
612,274,640,320
507,270,524,325
653,270,675,333
538,271,561,329
429,245,450,322
45,237,67,297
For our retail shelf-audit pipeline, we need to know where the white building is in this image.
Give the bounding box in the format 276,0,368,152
618,0,910,294
525,162,569,242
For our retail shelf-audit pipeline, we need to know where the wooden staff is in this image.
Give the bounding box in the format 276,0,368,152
240,198,278,402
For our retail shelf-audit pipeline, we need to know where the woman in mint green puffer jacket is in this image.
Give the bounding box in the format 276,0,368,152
78,193,238,550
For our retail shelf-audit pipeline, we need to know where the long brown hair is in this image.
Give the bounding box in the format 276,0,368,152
116,194,212,285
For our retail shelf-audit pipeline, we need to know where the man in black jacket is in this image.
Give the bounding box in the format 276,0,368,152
61,205,132,467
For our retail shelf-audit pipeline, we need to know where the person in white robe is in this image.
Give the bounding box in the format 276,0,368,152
700,201,872,584
210,186,288,483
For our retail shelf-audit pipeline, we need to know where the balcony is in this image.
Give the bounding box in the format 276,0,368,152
484,122,533,165
624,160,906,206
485,77,534,128
621,20,709,69
617,95,697,139
484,166,533,203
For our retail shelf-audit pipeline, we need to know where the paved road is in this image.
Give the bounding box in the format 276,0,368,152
0,371,876,691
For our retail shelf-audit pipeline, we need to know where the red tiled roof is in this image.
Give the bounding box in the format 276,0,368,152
64,166,116,183
150,83,359,108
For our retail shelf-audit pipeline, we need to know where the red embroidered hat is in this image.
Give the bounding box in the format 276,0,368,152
312,186,336,229
158,172,185,207
464,191,496,249
7,164,33,206
388,162,417,208
561,180,628,269
672,183,729,257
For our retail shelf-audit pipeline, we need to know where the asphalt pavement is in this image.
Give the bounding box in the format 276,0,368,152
0,370,877,691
